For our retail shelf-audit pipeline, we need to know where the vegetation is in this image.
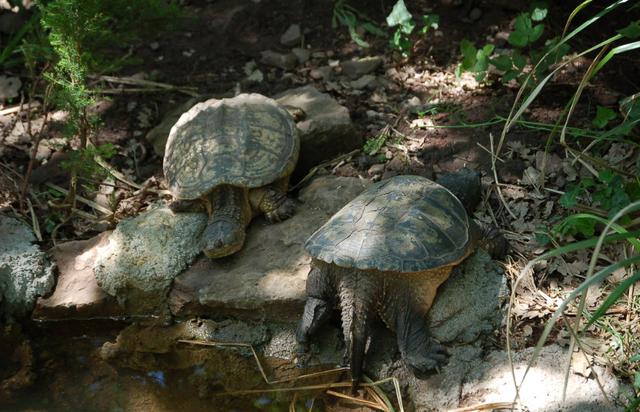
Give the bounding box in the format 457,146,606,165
1,0,638,409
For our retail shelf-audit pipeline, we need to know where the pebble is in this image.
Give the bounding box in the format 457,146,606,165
291,48,310,64
260,50,297,70
309,66,332,80
341,56,383,79
280,24,302,46
367,163,385,176
350,74,376,90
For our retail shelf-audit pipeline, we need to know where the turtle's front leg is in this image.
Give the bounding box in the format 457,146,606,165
296,261,335,367
250,184,296,223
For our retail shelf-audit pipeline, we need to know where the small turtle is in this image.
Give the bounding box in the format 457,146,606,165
296,169,507,387
163,93,300,258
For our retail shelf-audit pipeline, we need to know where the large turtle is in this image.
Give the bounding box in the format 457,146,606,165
296,168,507,387
163,93,300,258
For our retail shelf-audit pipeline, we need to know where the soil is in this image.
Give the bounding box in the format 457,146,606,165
0,0,638,410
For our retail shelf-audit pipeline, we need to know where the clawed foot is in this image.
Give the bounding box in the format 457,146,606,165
168,199,205,213
265,198,296,223
406,341,449,379
295,343,311,369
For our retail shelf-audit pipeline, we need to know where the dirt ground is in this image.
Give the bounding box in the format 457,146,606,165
1,0,639,410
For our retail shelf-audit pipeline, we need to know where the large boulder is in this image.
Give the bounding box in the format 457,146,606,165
168,175,371,321
275,86,361,181
0,215,55,320
93,206,207,315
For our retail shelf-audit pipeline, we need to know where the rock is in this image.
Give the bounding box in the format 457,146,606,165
94,205,207,315
0,215,55,320
275,85,361,180
244,69,264,83
468,7,482,21
448,345,623,411
260,50,297,70
280,24,301,47
291,47,310,64
350,74,376,90
341,56,383,79
32,233,125,320
367,163,385,176
0,75,21,101
427,251,507,343
309,66,332,80
168,176,371,321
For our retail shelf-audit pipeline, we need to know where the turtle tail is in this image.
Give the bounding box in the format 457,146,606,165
338,270,377,392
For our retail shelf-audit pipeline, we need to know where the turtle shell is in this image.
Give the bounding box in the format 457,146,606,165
163,94,300,199
305,175,478,273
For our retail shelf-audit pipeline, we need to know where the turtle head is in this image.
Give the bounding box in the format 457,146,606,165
201,219,246,258
435,167,482,214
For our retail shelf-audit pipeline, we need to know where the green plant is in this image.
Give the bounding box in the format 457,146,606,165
456,2,570,84
36,0,179,211
333,0,385,48
386,0,438,57
498,2,640,406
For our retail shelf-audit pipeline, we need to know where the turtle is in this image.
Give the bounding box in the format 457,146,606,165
295,168,507,387
163,93,300,258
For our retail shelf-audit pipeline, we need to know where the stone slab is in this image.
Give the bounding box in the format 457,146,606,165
169,176,370,321
33,233,124,320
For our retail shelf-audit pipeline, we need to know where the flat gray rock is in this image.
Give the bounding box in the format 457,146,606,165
94,206,207,315
33,233,124,320
276,85,361,180
0,215,55,320
341,56,383,79
168,176,370,321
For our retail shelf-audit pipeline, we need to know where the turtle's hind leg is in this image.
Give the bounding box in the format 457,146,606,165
381,272,450,378
296,261,336,367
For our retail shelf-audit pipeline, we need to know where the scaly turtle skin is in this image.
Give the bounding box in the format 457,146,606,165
296,169,507,388
163,94,300,258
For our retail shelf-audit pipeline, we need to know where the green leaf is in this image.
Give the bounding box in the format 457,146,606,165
502,70,519,83
530,23,544,43
635,373,640,389
386,0,412,27
491,54,512,71
459,39,477,70
421,14,439,34
585,270,640,328
400,19,416,34
531,5,548,22
481,44,495,55
618,21,640,39
592,106,617,128
560,184,581,208
508,30,528,48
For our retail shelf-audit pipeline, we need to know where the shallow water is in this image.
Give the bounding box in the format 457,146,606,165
1,320,333,412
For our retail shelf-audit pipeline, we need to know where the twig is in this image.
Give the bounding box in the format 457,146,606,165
289,149,361,192
447,401,519,412
325,389,386,411
0,101,41,116
93,75,199,97
489,132,517,219
45,182,113,215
